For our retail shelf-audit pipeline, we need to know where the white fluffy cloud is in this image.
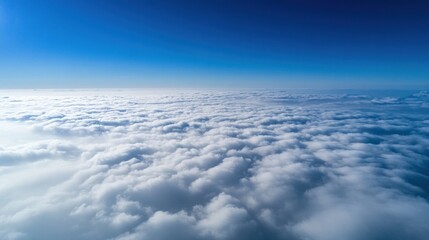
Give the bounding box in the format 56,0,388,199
0,89,428,240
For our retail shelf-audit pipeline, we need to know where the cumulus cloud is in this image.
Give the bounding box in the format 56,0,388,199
0,89,428,240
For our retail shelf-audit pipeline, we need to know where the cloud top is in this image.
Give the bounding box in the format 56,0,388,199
0,89,428,240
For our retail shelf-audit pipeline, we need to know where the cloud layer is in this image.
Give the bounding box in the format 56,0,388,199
0,89,428,240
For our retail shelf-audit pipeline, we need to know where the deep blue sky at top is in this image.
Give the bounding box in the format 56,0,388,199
0,0,428,88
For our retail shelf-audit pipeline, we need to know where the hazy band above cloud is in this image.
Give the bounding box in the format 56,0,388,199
0,90,428,240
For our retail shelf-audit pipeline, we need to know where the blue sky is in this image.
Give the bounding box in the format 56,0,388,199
0,0,428,88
